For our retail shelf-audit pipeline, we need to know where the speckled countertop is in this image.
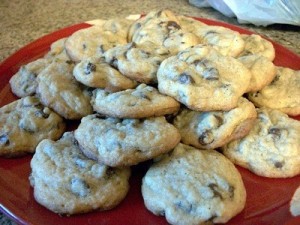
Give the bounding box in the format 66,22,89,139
0,0,299,224
1,0,300,63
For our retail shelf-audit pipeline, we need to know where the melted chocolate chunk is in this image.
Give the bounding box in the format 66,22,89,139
178,73,195,84
268,127,281,137
193,59,209,67
198,130,214,145
129,42,137,49
110,57,118,69
94,114,107,120
208,183,223,199
34,110,49,119
65,60,74,65
274,161,284,168
166,21,181,30
214,114,223,126
84,62,96,75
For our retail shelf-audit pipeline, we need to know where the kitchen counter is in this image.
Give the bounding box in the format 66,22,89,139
0,0,299,224
0,0,299,63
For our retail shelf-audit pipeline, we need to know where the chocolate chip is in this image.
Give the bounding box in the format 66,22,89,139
82,43,87,50
239,50,252,57
156,10,163,17
208,183,223,199
268,127,281,137
66,60,74,65
166,21,181,30
110,57,118,69
0,134,9,146
202,68,219,80
135,22,141,29
228,185,235,199
214,114,223,126
34,110,49,119
204,30,218,37
274,161,284,168
129,42,137,49
99,45,105,54
95,114,106,120
178,73,195,84
270,74,280,85
198,130,214,145
84,62,96,75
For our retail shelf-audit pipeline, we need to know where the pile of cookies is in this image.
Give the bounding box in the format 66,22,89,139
1,9,300,225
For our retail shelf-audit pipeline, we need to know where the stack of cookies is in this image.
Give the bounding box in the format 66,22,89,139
1,9,300,225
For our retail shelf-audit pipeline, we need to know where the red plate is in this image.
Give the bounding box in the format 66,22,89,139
1,17,300,225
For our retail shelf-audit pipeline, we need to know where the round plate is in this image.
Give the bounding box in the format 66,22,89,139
0,17,300,225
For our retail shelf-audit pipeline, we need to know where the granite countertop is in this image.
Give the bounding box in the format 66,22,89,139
0,0,300,63
0,0,299,224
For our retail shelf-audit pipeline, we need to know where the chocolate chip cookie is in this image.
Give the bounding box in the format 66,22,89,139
30,132,130,215
0,96,65,157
